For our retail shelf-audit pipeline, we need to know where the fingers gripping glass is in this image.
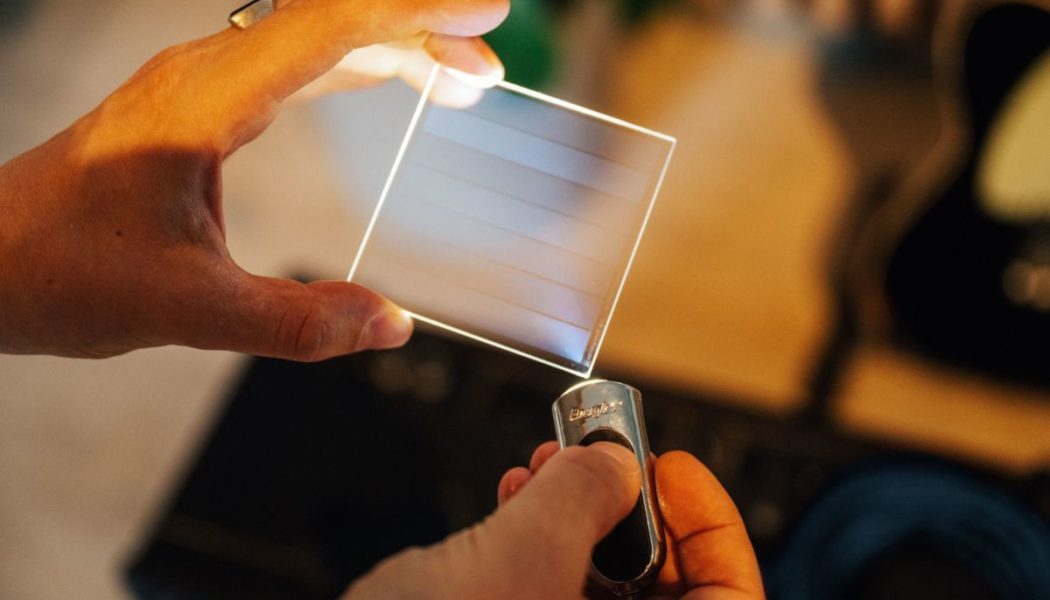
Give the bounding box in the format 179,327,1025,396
349,66,675,377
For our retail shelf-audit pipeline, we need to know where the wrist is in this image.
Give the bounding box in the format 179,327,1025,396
0,137,80,354
0,154,37,352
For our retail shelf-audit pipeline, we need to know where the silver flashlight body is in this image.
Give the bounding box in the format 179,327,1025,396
552,380,665,596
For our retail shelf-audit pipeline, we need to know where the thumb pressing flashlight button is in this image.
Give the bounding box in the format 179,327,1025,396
552,380,665,597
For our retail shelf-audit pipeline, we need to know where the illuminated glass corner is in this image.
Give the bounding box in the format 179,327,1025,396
349,66,675,377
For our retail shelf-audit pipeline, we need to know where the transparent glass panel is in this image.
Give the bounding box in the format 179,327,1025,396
349,67,675,377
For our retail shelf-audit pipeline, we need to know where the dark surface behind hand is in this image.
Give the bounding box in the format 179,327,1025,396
124,327,1050,600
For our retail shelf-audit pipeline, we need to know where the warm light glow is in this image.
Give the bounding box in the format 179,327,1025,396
979,50,1050,222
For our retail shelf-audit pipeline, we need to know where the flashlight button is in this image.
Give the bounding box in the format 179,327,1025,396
580,429,654,583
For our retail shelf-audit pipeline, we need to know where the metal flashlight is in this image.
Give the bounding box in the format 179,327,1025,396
552,380,665,597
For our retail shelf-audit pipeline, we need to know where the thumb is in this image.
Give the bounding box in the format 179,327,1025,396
383,443,642,598
182,272,412,361
491,443,643,561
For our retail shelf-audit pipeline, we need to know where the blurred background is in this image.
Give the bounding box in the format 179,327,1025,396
2,0,1049,599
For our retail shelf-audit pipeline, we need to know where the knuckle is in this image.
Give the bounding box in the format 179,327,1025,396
549,446,633,520
426,521,520,594
381,546,429,573
153,44,185,64
557,447,625,494
136,42,192,78
275,301,330,362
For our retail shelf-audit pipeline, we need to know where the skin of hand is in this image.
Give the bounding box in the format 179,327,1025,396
0,0,508,359
343,443,765,600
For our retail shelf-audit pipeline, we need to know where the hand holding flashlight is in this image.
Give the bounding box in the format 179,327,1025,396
499,449,765,599
344,443,763,600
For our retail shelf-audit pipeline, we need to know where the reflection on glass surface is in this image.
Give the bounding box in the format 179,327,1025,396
349,66,675,377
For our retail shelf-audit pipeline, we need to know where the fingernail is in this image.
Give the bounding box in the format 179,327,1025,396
443,65,502,89
360,307,413,349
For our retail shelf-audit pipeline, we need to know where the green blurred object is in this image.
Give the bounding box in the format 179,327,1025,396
484,0,560,89
482,0,680,89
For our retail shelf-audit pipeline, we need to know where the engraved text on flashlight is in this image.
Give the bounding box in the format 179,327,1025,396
569,401,623,422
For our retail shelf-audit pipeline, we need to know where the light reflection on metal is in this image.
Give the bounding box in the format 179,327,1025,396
229,0,274,30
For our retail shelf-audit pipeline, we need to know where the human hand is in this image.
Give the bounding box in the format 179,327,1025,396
295,30,504,107
342,443,764,599
0,0,507,359
497,442,765,599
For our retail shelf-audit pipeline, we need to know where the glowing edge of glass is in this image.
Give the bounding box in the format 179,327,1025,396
406,310,590,378
495,78,676,143
492,75,678,379
445,65,674,143
587,137,676,378
347,64,439,282
350,64,677,379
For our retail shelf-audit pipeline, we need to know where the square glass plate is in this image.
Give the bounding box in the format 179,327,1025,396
349,67,675,377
